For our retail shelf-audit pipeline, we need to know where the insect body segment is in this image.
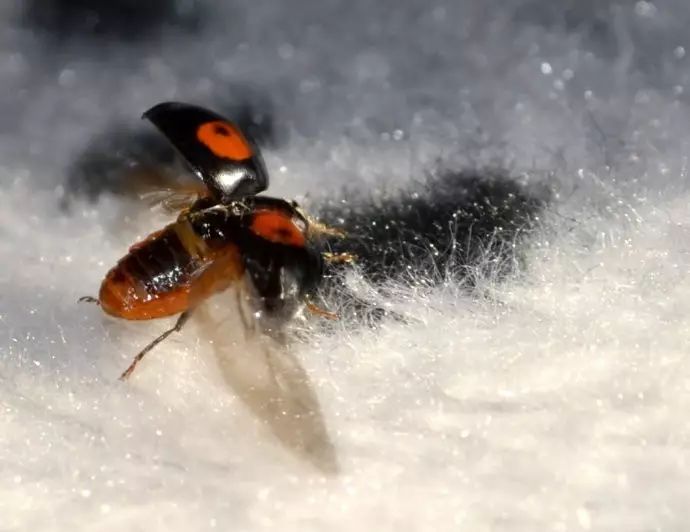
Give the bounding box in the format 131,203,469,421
99,217,233,320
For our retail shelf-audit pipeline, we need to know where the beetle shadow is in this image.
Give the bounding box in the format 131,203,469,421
194,296,339,475
313,167,549,323
318,168,548,285
21,0,206,44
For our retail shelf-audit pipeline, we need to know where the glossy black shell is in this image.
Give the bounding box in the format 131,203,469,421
144,102,269,202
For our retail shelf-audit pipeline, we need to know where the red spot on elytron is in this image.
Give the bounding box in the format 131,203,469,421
196,120,253,161
250,210,306,247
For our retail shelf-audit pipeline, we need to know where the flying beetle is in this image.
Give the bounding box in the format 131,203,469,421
83,102,351,380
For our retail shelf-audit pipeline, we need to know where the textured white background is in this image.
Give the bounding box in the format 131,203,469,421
1,1,690,530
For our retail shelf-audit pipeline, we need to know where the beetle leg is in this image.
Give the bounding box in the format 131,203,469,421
304,297,338,321
78,296,100,304
119,311,191,381
306,219,347,239
322,251,357,264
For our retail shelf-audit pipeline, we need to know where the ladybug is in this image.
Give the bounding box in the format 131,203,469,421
83,102,351,380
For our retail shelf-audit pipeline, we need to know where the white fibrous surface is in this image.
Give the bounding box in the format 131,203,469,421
1,1,690,530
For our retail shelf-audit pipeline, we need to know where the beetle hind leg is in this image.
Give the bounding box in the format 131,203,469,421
119,311,191,381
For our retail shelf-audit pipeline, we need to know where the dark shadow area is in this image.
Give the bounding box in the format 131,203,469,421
317,169,548,285
22,0,205,42
62,126,177,205
62,97,280,207
513,0,618,55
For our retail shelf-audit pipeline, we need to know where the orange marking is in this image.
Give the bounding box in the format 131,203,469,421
250,210,307,247
196,120,253,161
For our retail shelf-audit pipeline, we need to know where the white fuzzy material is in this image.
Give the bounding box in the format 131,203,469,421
1,1,689,530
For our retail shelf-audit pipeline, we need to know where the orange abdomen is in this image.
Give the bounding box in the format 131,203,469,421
99,271,191,320
99,223,198,320
99,216,246,320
